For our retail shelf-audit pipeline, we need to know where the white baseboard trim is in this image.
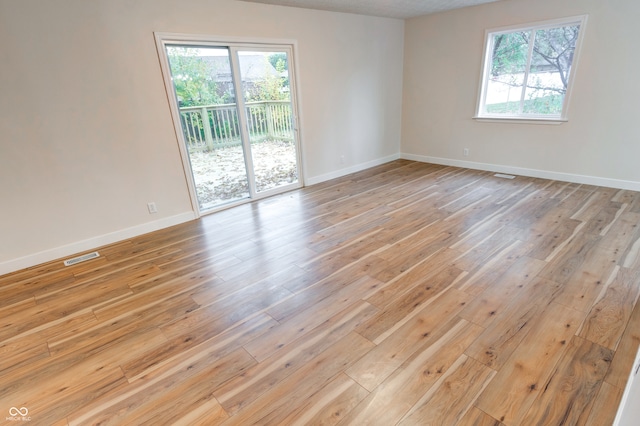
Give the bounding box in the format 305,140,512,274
305,153,401,186
402,153,640,191
0,211,196,276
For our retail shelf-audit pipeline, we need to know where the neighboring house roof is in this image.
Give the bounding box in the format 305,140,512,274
203,55,281,83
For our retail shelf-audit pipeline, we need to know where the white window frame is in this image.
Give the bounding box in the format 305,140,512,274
475,15,588,124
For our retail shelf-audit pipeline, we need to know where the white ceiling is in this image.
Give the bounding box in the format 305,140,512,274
239,0,503,19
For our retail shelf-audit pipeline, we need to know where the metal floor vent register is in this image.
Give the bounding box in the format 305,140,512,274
64,251,100,266
494,173,516,179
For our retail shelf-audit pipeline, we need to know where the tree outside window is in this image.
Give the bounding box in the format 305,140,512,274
477,16,587,120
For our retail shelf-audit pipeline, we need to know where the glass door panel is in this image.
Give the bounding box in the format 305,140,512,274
158,37,303,216
166,46,250,211
237,51,299,193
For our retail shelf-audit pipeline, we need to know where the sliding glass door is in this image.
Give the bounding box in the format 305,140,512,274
237,50,299,194
157,36,302,214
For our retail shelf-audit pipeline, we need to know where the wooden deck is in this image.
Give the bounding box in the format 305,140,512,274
2,160,640,425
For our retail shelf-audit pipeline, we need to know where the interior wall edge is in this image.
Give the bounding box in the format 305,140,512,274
401,153,640,192
305,153,401,186
0,211,196,277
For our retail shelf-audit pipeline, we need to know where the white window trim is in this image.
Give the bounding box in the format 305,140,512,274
474,15,588,124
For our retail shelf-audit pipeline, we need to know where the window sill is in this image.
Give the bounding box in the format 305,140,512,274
473,116,568,125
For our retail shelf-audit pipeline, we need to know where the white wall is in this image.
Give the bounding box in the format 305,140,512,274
614,345,640,425
401,0,640,189
0,0,404,274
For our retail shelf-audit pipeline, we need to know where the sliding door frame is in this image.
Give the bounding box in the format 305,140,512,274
154,32,304,217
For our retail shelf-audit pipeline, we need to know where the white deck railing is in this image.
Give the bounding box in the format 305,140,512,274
179,100,293,152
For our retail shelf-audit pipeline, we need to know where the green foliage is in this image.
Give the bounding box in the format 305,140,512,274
212,118,237,140
486,94,564,115
487,24,580,115
529,26,579,90
167,47,223,107
491,32,529,77
268,53,288,72
490,25,579,93
245,55,290,102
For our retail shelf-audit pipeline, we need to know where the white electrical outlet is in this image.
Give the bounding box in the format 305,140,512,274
340,155,345,165
463,148,469,157
147,202,158,214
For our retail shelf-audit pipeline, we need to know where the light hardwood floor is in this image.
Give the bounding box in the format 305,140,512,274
2,160,640,425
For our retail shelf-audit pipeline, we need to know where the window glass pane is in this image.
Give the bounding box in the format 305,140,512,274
477,17,585,120
166,46,250,210
237,51,299,193
485,31,530,114
523,25,580,115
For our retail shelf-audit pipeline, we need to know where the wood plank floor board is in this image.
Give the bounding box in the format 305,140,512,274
398,354,496,425
519,336,613,425
245,275,382,362
552,243,621,313
158,285,290,343
0,309,98,355
219,332,375,425
191,265,302,308
491,180,538,207
94,276,209,322
0,298,37,328
458,256,548,328
1,261,73,286
584,381,624,426
2,325,168,400
582,200,627,236
0,300,106,345
367,231,457,284
450,226,518,273
70,247,183,282
458,407,505,425
265,269,378,323
2,160,640,424
452,240,525,297
47,295,196,358
339,318,483,425
464,276,563,370
526,217,583,261
604,290,640,389
68,343,256,425
26,367,127,426
557,184,598,212
0,275,78,311
75,347,256,426
0,341,51,376
276,372,369,426
537,230,602,285
508,197,562,231
0,355,127,418
375,209,446,248
347,293,473,392
363,248,463,310
33,278,135,316
122,312,278,382
473,301,585,425
213,302,378,415
571,188,621,222
356,265,465,342
212,249,315,286
126,262,221,293
579,267,640,350
439,185,495,215
602,212,640,267
300,229,389,277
